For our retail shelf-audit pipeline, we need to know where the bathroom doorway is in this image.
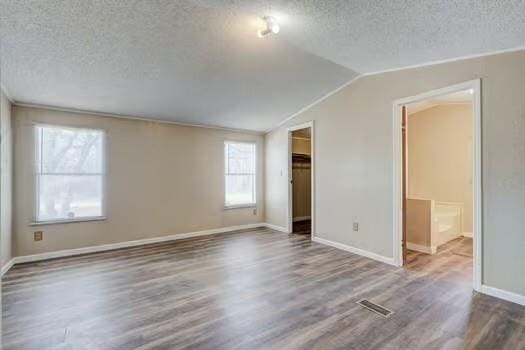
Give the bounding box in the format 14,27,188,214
393,80,481,290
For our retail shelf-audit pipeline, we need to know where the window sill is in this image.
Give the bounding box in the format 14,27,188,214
30,216,107,226
224,204,257,210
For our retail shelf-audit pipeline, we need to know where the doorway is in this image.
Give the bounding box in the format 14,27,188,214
287,122,314,239
393,80,482,291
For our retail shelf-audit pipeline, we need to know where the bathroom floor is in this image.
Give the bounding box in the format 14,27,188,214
451,237,473,257
406,237,473,285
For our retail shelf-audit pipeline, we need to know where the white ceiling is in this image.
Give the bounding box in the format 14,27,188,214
243,0,525,73
1,1,524,131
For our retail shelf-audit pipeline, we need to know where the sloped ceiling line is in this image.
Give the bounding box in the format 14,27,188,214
1,1,524,132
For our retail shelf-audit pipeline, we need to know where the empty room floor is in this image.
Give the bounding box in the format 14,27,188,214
2,229,524,350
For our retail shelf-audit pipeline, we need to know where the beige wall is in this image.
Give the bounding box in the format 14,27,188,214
264,50,525,295
13,106,265,256
264,129,288,230
292,135,311,219
1,89,13,268
408,104,473,233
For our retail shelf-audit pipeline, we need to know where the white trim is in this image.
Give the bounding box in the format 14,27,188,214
264,223,289,233
293,216,311,222
361,46,524,78
271,75,361,131
393,80,480,106
313,236,396,266
14,102,264,135
287,121,315,239
1,258,15,276
407,242,437,255
224,140,257,208
12,223,265,264
30,216,107,226
392,79,482,292
5,223,287,269
287,121,315,132
480,285,525,306
33,124,107,224
8,224,524,307
7,224,523,307
392,101,403,268
269,47,524,133
223,204,256,210
462,232,473,238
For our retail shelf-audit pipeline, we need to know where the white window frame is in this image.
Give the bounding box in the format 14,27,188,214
224,141,257,209
32,124,107,225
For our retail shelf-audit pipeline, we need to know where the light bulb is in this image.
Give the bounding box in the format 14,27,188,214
258,16,280,38
269,22,280,34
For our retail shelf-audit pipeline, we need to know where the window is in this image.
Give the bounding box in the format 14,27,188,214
224,141,256,207
34,125,105,223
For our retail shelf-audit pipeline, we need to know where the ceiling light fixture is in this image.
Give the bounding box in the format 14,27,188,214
258,16,280,38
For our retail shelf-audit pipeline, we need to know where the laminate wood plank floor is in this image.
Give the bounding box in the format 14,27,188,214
3,228,524,350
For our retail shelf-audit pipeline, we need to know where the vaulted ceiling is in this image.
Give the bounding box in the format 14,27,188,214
1,1,524,131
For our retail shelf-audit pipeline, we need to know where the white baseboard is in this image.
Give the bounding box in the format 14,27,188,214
264,223,290,233
312,236,396,266
293,216,311,222
407,242,437,255
5,224,524,307
1,258,15,276
462,232,473,238
12,223,266,265
480,284,525,306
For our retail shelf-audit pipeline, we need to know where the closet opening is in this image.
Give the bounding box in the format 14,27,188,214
287,122,314,239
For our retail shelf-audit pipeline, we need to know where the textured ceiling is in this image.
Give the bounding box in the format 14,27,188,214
1,1,524,131
0,0,356,131
219,0,525,72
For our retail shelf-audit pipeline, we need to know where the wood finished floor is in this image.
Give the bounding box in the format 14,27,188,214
3,228,525,350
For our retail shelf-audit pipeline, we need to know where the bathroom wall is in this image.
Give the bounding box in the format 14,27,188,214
408,103,473,234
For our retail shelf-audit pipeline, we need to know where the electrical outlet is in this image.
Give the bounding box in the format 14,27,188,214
34,231,43,241
353,223,359,232
253,208,257,215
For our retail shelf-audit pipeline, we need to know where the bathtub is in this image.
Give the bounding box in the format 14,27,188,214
406,198,464,254
431,202,463,248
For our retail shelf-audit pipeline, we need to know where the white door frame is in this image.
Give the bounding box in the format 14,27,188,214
392,79,482,291
287,121,315,240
